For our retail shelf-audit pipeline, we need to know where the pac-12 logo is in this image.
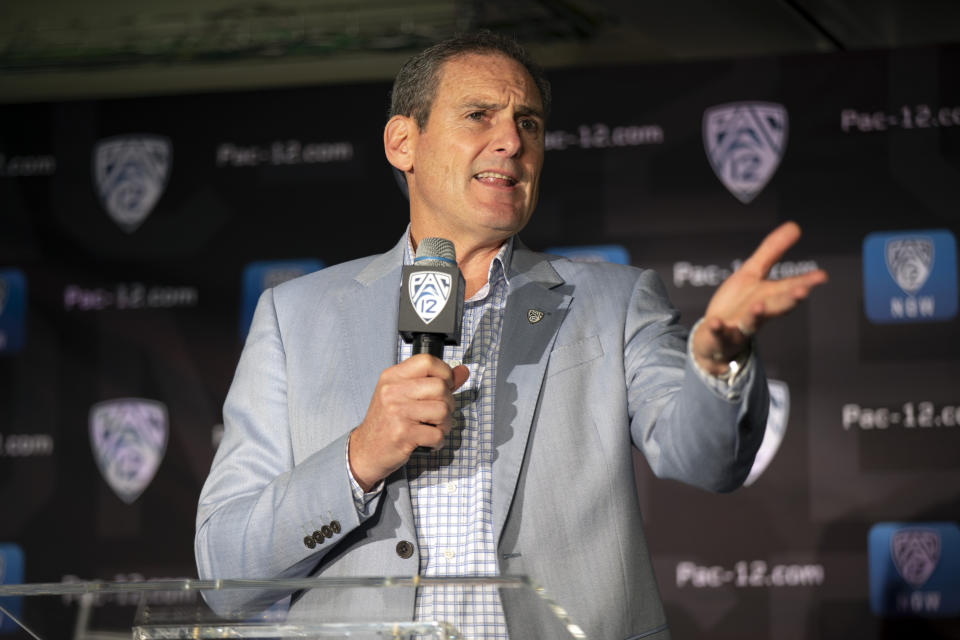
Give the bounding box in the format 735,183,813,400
239,259,324,339
93,134,172,233
0,543,25,632
409,271,452,324
89,398,168,504
0,269,27,354
545,244,630,265
862,229,957,323
869,522,960,616
703,102,788,204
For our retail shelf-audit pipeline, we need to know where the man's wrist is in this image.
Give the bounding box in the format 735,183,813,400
712,345,751,382
690,317,752,380
347,429,379,493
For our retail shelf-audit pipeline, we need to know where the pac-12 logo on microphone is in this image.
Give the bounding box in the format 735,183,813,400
93,134,172,233
89,398,168,504
409,271,452,324
703,102,788,204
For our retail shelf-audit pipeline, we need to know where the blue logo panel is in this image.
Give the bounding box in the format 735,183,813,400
863,229,958,323
240,260,324,339
0,269,27,355
0,543,25,632
868,522,960,617
546,244,630,265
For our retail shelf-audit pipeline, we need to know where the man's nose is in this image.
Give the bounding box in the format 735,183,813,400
490,119,522,157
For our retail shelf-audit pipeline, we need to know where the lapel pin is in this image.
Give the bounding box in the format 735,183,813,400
527,309,545,324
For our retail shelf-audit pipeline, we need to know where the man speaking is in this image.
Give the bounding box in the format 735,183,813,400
195,32,827,639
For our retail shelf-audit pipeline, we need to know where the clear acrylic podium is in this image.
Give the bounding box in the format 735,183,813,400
0,575,587,639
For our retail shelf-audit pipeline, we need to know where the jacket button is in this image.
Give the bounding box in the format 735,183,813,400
330,520,341,534
313,530,325,544
321,525,334,538
303,535,316,549
396,540,414,559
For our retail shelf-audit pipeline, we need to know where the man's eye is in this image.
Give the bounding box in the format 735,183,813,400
519,119,540,132
468,111,484,121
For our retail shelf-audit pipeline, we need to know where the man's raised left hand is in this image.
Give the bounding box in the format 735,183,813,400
691,221,828,376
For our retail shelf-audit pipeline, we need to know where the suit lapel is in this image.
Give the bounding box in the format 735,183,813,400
493,244,572,544
343,237,405,419
342,236,417,537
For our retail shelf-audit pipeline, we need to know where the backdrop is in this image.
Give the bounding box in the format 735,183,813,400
1,43,958,639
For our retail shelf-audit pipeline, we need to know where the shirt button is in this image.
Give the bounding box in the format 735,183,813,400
447,359,462,368
443,550,456,560
445,482,457,494
396,540,415,559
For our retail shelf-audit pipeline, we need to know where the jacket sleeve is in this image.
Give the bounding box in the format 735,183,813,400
194,288,376,611
624,269,768,492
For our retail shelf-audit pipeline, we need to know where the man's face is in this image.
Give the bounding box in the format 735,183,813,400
403,53,545,249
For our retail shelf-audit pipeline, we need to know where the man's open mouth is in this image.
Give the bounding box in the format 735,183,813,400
474,171,518,187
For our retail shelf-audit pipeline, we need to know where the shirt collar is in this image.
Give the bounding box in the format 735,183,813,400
402,227,514,297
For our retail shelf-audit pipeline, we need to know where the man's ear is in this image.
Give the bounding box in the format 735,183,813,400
384,115,415,172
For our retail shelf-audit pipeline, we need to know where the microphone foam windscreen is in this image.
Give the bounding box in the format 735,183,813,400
415,237,457,265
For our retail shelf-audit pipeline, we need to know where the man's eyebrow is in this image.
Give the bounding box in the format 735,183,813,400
461,100,545,120
515,105,545,120
461,100,500,112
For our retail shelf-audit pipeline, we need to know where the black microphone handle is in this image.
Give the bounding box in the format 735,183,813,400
412,333,445,359
410,333,447,456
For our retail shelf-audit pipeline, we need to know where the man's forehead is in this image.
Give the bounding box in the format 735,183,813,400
436,52,542,108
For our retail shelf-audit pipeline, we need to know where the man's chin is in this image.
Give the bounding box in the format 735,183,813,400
478,215,531,239
475,202,533,228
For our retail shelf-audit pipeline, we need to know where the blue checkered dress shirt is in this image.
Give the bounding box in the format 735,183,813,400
399,236,511,639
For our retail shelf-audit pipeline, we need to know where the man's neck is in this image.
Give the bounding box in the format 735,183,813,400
409,227,509,300
457,244,505,299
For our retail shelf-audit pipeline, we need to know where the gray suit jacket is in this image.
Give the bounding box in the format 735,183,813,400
195,236,768,640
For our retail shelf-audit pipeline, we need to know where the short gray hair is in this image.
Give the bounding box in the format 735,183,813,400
389,31,551,129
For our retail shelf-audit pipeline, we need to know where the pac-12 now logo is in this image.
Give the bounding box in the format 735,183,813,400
863,229,957,323
0,543,25,632
703,102,788,204
545,244,630,265
869,522,960,616
89,398,168,504
409,271,452,324
93,134,172,233
240,259,324,339
0,269,26,354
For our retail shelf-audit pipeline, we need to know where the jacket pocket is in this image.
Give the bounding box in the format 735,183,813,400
545,335,603,378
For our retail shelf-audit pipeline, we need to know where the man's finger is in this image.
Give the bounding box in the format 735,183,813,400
753,269,829,316
406,376,452,402
452,364,470,390
407,399,454,429
396,353,456,384
411,422,447,451
739,221,802,278
758,287,813,317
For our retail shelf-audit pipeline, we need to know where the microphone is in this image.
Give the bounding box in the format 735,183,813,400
398,237,464,359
